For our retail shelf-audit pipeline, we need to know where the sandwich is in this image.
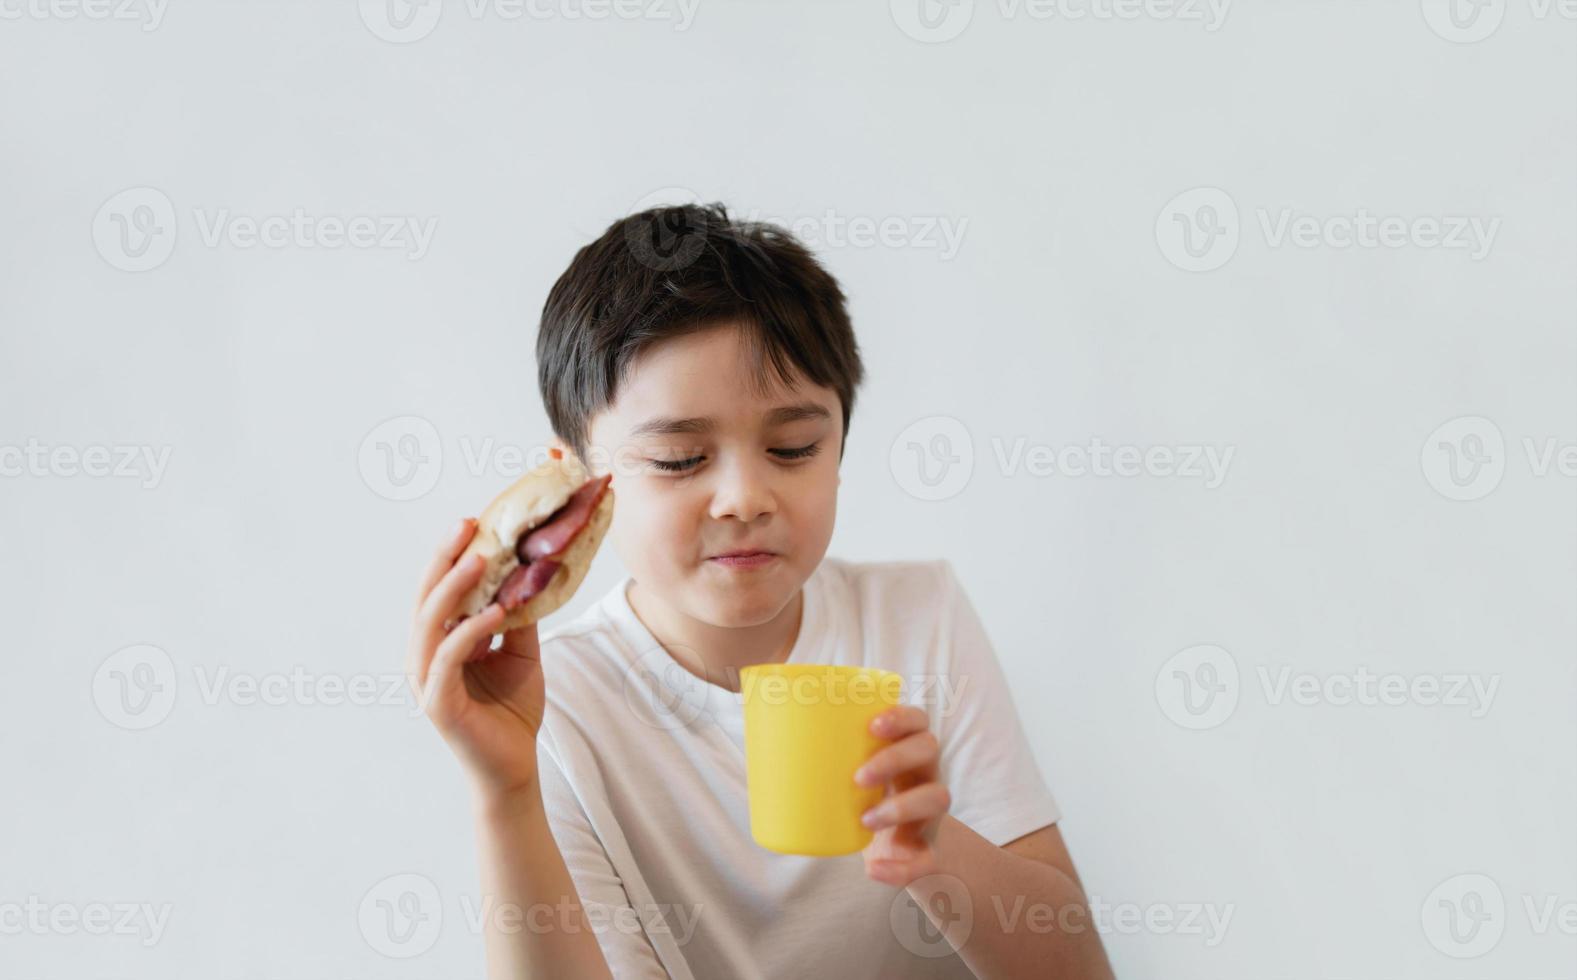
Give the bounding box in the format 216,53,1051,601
455,448,614,630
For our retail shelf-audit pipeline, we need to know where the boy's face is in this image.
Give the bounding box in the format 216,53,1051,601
581,323,842,629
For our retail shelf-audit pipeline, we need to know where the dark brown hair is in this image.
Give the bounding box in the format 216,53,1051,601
536,202,865,464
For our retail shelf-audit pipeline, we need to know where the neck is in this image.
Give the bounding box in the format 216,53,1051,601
625,580,803,693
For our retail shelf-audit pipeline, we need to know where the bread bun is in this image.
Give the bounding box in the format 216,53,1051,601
455,452,614,629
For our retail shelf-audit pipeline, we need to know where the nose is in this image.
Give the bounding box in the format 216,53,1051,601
707,454,777,524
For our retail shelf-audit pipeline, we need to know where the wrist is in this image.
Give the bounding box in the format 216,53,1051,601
471,779,544,822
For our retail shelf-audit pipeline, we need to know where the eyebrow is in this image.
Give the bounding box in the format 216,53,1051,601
629,402,831,439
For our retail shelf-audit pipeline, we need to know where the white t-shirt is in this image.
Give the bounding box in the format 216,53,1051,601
535,556,1061,980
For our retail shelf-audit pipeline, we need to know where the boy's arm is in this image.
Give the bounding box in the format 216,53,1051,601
407,520,626,979
859,559,1111,976
472,785,616,980
911,819,1114,979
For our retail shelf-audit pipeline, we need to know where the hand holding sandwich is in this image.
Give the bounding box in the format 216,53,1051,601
406,517,548,799
405,448,615,799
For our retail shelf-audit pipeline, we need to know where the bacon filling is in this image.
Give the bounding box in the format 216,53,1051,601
493,474,612,611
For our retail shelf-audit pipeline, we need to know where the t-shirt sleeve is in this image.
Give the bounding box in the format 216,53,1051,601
535,730,673,980
930,559,1062,847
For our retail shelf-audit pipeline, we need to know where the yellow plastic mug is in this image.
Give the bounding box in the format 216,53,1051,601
740,663,904,857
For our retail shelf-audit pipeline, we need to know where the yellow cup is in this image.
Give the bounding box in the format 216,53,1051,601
740,663,904,857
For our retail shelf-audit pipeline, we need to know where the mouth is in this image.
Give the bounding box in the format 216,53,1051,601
706,550,779,569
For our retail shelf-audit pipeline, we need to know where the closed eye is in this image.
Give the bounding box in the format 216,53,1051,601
772,442,822,462
649,442,823,473
650,456,702,473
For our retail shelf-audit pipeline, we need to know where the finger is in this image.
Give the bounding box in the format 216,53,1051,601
861,781,951,831
407,519,475,690
870,704,930,740
415,518,477,613
854,730,939,787
423,603,505,718
416,551,488,644
407,552,488,691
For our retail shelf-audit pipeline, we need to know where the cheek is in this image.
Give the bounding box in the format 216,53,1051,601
785,468,840,537
611,484,696,563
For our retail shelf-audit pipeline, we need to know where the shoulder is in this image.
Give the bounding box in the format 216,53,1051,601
817,554,960,610
815,556,968,674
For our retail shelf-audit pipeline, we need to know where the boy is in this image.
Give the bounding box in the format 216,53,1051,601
405,204,1113,979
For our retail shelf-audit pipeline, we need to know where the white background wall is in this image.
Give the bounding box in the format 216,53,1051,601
2,1,1573,977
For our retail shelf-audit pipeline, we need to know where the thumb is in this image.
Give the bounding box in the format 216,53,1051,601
497,620,541,662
